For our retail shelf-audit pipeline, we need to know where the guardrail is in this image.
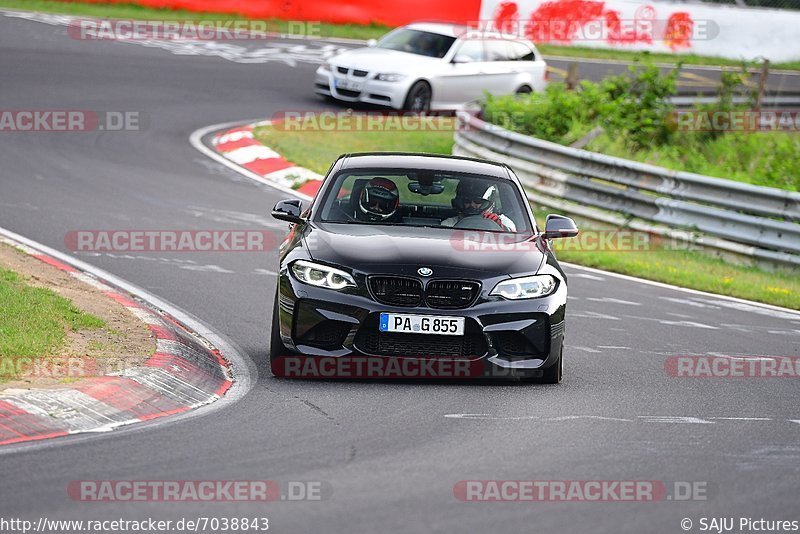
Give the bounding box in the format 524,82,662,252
669,93,800,107
453,112,800,268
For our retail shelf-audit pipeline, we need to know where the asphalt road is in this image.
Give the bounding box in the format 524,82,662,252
1,11,799,534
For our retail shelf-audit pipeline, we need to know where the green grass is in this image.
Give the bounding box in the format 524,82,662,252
483,78,800,192
254,118,800,309
254,117,456,174
536,44,800,72
554,238,800,309
587,130,800,191
4,0,798,70
0,268,104,380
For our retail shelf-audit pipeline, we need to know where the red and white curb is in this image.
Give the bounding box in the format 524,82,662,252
211,121,324,198
0,233,235,446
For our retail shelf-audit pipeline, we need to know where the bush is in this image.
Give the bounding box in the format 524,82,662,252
482,60,796,191
483,62,677,149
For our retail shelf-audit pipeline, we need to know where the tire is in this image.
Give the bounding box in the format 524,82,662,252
539,346,563,384
403,81,432,112
515,85,532,95
269,296,289,377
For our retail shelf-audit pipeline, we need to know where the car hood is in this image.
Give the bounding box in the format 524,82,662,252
305,223,545,279
329,47,442,73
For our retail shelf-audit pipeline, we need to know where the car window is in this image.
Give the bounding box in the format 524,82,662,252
376,29,456,59
453,39,484,62
318,170,531,233
508,41,536,61
485,40,512,62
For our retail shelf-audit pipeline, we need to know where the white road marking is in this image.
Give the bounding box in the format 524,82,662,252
719,323,753,333
706,353,777,361
586,297,641,306
572,273,606,281
3,11,349,66
664,312,695,319
710,417,772,421
768,330,800,336
545,415,633,422
659,320,719,329
253,268,278,276
184,205,283,227
563,263,800,319
573,346,602,353
597,345,631,350
444,414,539,420
696,299,800,320
444,414,800,425
638,416,715,424
571,311,621,320
178,264,235,273
658,297,721,309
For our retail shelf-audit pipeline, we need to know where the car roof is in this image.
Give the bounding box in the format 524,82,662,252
403,23,469,38
336,152,512,179
403,22,528,42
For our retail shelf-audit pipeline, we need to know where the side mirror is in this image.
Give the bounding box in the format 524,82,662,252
366,39,377,47
543,214,579,239
272,199,304,224
452,54,473,64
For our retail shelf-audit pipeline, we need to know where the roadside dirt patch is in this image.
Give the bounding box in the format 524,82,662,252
0,243,155,392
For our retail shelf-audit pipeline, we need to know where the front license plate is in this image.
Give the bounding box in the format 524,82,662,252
379,313,465,336
334,78,362,91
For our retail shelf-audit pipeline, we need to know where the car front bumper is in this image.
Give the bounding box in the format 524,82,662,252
314,67,411,110
274,269,567,380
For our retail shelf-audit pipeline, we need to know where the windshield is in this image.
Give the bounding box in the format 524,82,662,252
376,29,456,58
317,170,532,233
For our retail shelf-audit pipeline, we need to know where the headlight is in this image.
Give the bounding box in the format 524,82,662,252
291,260,356,290
375,73,406,82
321,60,334,71
490,275,557,300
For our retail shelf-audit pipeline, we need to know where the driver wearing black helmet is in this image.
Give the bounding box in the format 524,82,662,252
441,179,516,231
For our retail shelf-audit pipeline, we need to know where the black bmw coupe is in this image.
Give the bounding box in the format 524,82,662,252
270,153,578,383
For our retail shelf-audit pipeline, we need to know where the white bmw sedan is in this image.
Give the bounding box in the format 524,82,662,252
314,23,548,111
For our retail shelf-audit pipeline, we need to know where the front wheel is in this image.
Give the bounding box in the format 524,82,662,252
403,81,432,112
539,347,563,384
269,297,289,377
